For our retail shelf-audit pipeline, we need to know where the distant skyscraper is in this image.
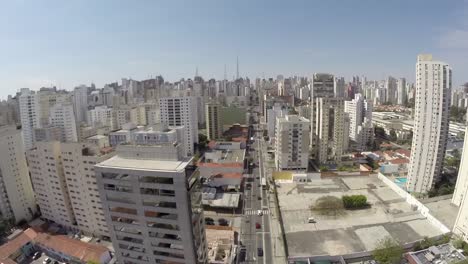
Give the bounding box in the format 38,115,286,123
386,76,398,104
18,88,41,149
407,54,451,193
0,126,37,223
397,78,407,105
72,85,89,124
334,77,346,98
159,97,198,155
205,102,222,140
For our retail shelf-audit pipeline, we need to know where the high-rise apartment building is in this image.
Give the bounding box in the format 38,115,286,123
61,142,114,237
407,54,451,193
19,88,41,149
205,103,222,140
345,93,374,151
0,126,37,223
315,97,345,164
159,97,198,155
385,76,398,104
397,78,407,105
28,141,76,229
72,85,89,124
49,102,78,142
275,115,310,170
267,104,289,139
95,144,207,264
310,73,335,160
87,106,117,130
452,126,468,207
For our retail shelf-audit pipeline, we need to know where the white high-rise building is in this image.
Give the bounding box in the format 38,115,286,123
452,127,468,207
28,141,76,229
205,102,222,140
385,76,398,104
315,97,345,164
49,102,78,142
61,142,114,237
72,85,89,124
397,78,407,105
267,104,289,139
345,93,374,151
275,115,310,170
0,126,37,223
19,88,41,149
95,144,207,264
407,54,451,193
159,97,198,155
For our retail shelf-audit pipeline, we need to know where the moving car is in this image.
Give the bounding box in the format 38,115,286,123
308,217,317,223
32,252,42,260
257,210,263,216
256,222,261,229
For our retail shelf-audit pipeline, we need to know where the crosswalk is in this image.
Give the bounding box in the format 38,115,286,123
244,209,270,215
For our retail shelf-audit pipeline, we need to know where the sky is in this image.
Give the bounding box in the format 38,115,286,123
1,0,468,99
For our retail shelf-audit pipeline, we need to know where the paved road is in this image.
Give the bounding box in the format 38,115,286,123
239,117,273,263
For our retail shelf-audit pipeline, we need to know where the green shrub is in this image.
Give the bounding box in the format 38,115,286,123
342,195,368,209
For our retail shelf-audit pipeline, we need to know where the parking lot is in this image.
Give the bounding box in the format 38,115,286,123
25,252,66,264
277,176,446,257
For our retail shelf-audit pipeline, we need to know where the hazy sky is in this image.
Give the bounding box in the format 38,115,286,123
1,0,468,99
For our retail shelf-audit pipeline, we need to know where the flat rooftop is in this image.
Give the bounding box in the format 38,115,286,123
277,176,447,257
204,149,245,163
97,155,192,172
203,193,240,208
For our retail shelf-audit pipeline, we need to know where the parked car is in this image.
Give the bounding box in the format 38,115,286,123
308,217,317,223
238,247,247,262
43,258,51,264
218,218,228,226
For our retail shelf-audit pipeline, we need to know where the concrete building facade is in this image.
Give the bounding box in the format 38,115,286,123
275,115,310,170
407,54,451,193
95,144,208,264
315,97,345,164
19,88,41,149
0,126,37,223
205,103,222,140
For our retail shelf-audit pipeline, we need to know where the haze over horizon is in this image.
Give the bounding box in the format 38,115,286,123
1,0,468,99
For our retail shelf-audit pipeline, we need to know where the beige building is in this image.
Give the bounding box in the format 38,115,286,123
0,126,37,223
28,141,76,229
275,115,310,170
315,97,345,164
205,102,222,140
61,142,114,237
95,143,207,264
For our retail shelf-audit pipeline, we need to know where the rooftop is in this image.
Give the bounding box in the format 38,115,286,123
97,155,192,172
407,243,465,264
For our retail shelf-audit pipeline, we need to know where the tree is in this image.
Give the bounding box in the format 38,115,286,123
342,195,369,209
319,165,329,172
375,126,386,139
373,237,404,264
389,129,397,142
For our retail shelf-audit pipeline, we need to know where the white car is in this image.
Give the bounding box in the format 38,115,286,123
43,258,51,264
257,210,263,216
308,217,317,223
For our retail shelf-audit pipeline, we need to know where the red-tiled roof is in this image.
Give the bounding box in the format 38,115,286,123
34,233,109,263
395,149,411,157
390,158,409,165
0,228,37,260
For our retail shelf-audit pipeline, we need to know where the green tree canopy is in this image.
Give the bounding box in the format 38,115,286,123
373,237,404,264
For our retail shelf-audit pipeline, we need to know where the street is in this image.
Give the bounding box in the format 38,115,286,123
239,119,273,264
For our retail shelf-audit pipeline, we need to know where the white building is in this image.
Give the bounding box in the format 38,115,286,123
407,54,451,193
345,93,374,151
95,144,208,264
386,76,398,104
205,102,222,140
19,88,41,149
61,142,114,237
275,115,310,170
49,102,78,142
87,106,117,130
452,126,468,207
267,103,288,139
0,126,37,223
159,97,198,155
315,97,345,164
28,141,76,229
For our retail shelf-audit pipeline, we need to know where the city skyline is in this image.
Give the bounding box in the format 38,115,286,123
1,0,468,99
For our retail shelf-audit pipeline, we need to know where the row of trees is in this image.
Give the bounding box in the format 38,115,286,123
450,106,467,123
